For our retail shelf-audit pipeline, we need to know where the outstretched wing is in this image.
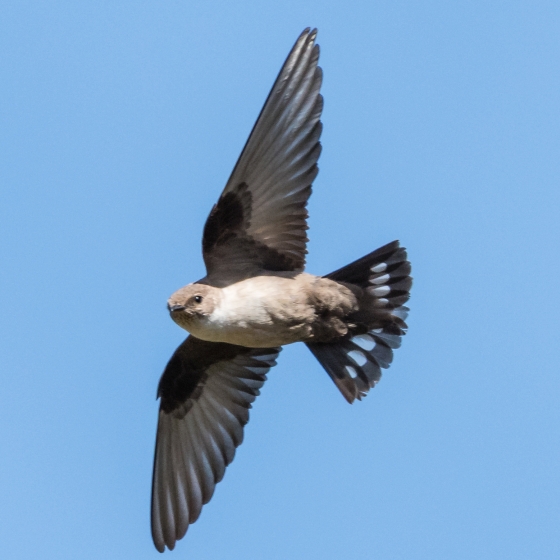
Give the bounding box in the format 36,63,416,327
202,28,323,280
151,336,280,552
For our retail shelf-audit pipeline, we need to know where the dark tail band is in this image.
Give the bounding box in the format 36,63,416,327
307,241,411,403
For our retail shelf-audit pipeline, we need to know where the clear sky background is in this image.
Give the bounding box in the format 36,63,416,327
1,1,559,559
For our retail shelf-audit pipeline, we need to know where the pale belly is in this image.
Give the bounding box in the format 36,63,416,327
186,276,316,348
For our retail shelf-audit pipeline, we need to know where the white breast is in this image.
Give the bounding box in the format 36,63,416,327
210,282,271,328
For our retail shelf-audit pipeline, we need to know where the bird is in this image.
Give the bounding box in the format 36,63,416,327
151,27,412,552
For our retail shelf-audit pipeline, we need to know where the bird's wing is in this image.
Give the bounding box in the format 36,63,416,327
202,28,323,281
151,335,280,552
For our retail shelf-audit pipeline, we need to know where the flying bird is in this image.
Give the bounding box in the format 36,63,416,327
151,28,412,552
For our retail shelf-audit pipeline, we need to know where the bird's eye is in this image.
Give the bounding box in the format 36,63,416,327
194,295,203,304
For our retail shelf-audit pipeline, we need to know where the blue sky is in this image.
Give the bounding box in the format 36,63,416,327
1,1,559,558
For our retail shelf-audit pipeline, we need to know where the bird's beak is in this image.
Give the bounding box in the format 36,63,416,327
168,304,185,313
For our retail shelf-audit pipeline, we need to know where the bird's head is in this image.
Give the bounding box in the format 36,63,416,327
167,283,219,331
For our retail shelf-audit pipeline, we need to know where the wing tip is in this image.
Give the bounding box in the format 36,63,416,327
296,27,318,51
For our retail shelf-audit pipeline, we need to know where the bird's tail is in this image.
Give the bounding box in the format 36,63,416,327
306,241,412,403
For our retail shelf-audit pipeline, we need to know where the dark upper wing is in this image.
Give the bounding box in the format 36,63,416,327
151,336,280,552
202,28,323,279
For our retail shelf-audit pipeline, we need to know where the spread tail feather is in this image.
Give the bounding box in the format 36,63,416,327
306,241,411,403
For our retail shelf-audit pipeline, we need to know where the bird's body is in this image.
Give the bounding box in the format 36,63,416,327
168,273,357,347
150,28,413,552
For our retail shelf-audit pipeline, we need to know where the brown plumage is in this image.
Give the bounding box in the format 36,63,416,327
151,28,412,552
